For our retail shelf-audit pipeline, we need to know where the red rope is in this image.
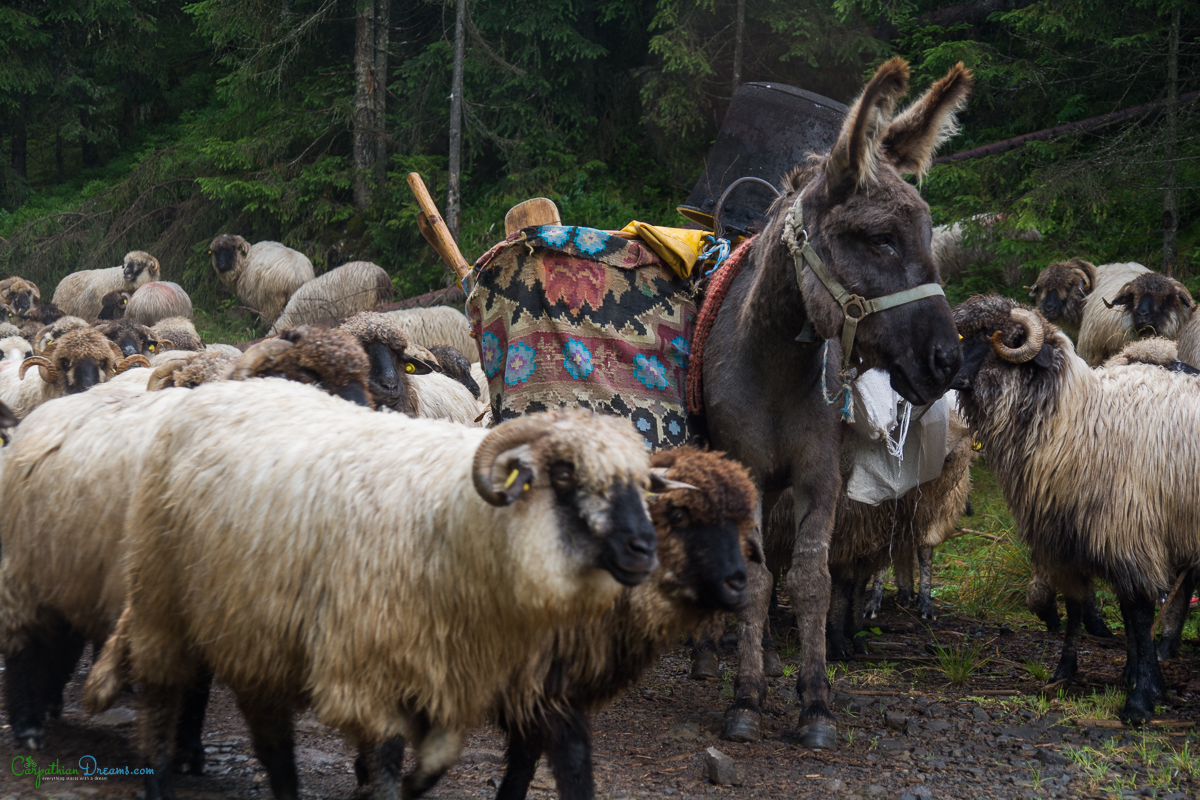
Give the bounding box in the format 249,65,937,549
687,235,758,416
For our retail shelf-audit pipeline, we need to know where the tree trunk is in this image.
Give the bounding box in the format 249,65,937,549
731,0,746,96
373,0,390,192
12,95,28,180
353,0,378,210
447,0,467,241
55,127,64,183
1163,6,1179,276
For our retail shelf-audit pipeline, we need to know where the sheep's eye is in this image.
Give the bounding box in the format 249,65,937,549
405,362,416,374
549,462,576,491
59,359,69,370
668,508,688,527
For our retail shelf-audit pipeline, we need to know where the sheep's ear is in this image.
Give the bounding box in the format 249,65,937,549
401,355,435,376
1174,282,1194,309
825,57,910,193
880,61,973,177
746,537,765,565
1033,343,1055,369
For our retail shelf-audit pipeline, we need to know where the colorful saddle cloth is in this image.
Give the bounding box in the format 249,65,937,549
467,225,698,450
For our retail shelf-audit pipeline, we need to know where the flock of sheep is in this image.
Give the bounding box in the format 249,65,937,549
0,227,1197,800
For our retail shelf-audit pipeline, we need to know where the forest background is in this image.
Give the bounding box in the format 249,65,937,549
0,0,1196,338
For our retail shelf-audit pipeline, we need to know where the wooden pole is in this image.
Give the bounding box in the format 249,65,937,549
407,172,471,282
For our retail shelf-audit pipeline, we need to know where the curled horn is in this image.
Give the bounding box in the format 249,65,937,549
991,308,1045,363
228,339,294,380
147,358,191,391
1070,267,1091,292
115,355,151,374
472,416,554,507
1101,296,1117,309
18,356,55,382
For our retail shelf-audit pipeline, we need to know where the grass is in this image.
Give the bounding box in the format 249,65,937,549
1022,657,1051,682
929,636,991,686
1066,731,1200,795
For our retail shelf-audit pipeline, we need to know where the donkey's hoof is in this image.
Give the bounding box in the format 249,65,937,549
720,711,762,742
795,718,838,750
763,649,784,678
15,726,45,750
1084,617,1114,638
690,651,719,681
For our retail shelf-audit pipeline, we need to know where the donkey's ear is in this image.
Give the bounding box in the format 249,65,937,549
879,62,973,178
825,57,910,194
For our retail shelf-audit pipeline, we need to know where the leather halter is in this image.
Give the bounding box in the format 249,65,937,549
782,192,945,374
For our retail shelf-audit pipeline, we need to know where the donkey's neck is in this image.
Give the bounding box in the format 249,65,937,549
737,234,814,345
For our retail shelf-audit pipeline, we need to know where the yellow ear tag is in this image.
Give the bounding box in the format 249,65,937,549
405,362,416,374
972,440,982,451
149,344,156,353
504,468,520,490
959,334,963,340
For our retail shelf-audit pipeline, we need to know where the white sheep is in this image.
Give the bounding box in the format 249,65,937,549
267,260,393,335
209,234,315,325
382,305,477,362
84,387,659,799
51,251,161,322
124,281,193,326
1074,262,1153,366
409,371,486,425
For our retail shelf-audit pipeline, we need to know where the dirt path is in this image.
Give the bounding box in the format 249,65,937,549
1,599,1197,800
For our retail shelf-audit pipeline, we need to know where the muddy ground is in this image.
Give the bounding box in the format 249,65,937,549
1,594,1197,800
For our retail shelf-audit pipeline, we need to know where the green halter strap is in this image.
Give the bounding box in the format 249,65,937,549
781,193,945,374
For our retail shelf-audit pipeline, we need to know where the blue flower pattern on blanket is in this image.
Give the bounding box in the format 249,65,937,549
505,342,537,385
563,338,594,379
481,332,504,378
633,354,669,391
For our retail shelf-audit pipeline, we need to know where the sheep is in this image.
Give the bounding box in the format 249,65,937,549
1170,302,1200,370
267,260,393,335
51,250,161,322
337,311,436,415
32,316,88,352
425,344,481,398
0,277,40,315
0,327,149,419
1026,257,1097,341
410,371,485,425
150,316,204,352
0,331,377,753
760,408,975,662
382,305,477,362
93,318,165,358
931,213,1041,286
0,334,32,364
82,393,660,799
17,301,65,340
205,342,243,357
490,447,760,800
97,290,130,320
208,234,315,325
0,399,13,445
124,281,193,326
1072,262,1191,366
951,294,1200,724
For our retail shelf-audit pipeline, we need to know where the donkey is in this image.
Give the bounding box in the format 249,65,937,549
696,57,972,747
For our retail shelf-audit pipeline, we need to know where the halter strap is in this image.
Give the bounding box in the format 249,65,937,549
782,192,944,374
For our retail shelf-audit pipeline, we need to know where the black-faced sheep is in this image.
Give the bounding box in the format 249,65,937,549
83,394,660,799
491,447,759,800
267,260,393,335
0,330,377,754
97,290,130,320
0,277,40,315
1027,257,1097,341
951,294,1200,724
94,318,165,358
0,328,148,419
17,301,65,340
337,311,435,414
382,305,477,362
51,251,161,322
426,344,481,399
209,234,315,325
124,281,193,326
1075,263,1194,366
150,316,204,352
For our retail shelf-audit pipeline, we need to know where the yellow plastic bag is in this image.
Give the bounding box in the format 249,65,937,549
620,221,709,279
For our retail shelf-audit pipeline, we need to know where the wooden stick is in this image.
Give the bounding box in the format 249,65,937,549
1151,570,1188,639
406,173,471,281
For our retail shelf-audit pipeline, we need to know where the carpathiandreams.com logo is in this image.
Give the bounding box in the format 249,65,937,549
11,755,153,786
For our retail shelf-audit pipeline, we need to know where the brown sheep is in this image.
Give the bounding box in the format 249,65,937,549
1027,257,1097,341
150,317,204,352
98,291,130,321
93,319,166,359
0,277,40,315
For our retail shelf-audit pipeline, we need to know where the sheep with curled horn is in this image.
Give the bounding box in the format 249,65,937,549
1026,257,1097,341
124,281,193,326
97,290,130,320
208,234,314,326
1072,262,1194,367
477,447,759,800
52,251,161,322
0,327,148,419
0,324,377,754
82,395,660,800
382,305,477,362
689,57,970,746
267,260,393,335
94,318,167,359
0,277,40,316
951,294,1200,724
149,316,204,352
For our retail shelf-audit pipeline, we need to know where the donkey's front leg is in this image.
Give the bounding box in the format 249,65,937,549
786,474,838,750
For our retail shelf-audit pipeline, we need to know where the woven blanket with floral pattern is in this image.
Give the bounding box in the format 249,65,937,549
467,225,697,450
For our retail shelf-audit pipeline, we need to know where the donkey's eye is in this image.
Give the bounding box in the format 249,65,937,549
869,234,893,249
